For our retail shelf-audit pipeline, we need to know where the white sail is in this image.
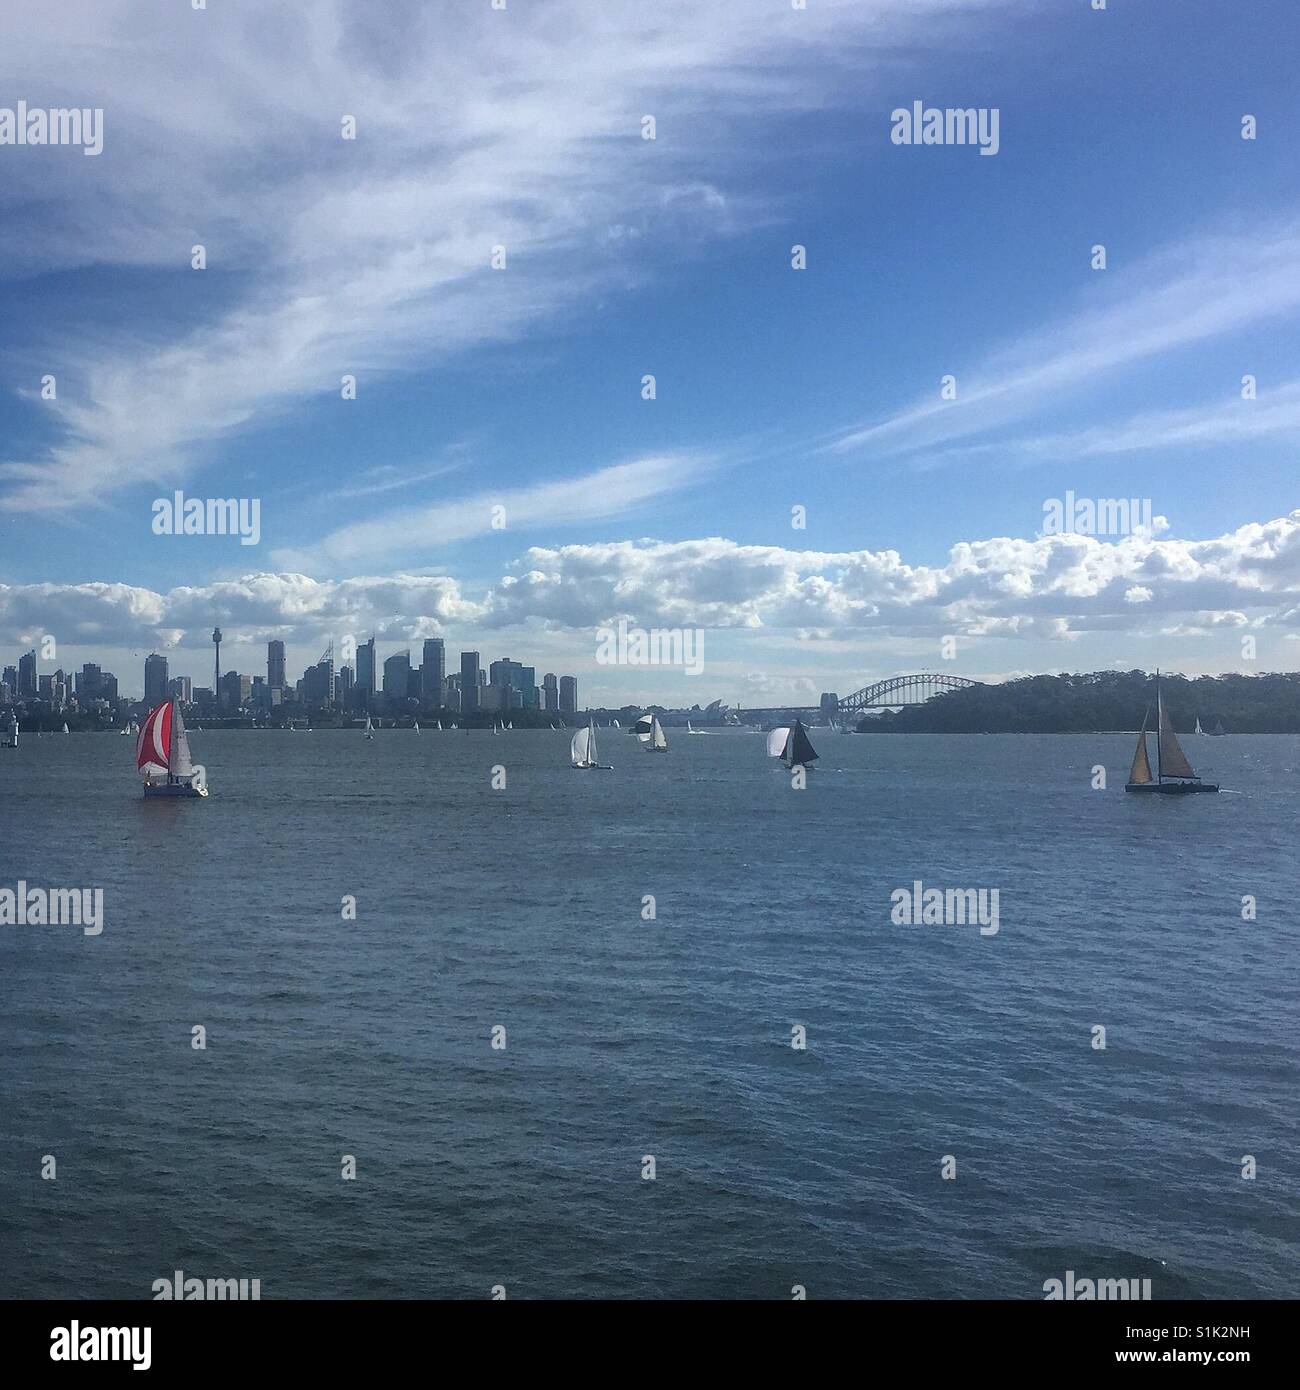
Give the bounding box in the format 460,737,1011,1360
651,716,667,749
767,727,791,758
61,723,69,734
364,715,373,732
570,726,592,766
1194,716,1203,735
414,721,420,732
436,719,442,730
170,700,196,778
634,713,654,744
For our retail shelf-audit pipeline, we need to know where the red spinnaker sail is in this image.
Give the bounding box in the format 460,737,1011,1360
137,700,172,777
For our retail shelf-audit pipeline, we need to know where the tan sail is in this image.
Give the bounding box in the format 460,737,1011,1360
1157,688,1197,779
1128,712,1153,785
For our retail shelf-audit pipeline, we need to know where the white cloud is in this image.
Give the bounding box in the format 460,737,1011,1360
11,511,1300,656
272,453,712,572
826,222,1300,461
0,0,1007,513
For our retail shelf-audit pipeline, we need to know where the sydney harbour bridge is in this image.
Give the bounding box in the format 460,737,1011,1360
733,672,982,723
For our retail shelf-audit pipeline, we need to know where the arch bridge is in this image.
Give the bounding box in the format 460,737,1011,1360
836,673,981,717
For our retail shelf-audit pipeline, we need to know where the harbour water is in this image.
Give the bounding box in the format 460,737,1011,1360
2,730,1296,1298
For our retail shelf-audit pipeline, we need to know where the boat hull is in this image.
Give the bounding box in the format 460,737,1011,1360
1125,781,1218,794
144,781,208,798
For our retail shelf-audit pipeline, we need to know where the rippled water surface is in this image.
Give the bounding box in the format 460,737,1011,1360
2,729,1296,1298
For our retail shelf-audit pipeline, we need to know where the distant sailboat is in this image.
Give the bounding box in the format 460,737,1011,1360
506,720,513,731
1125,676,1218,794
634,713,668,751
767,719,819,770
4,714,17,749
137,698,208,798
364,715,375,740
61,722,70,734
1194,716,1203,735
570,717,613,770
1207,717,1227,736
436,719,442,731
413,721,420,733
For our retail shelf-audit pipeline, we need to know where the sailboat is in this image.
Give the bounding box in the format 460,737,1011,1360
4,714,17,749
364,715,375,740
767,718,819,770
413,721,420,733
634,713,668,751
137,697,208,797
1207,717,1227,736
436,719,442,731
1125,676,1218,794
506,720,513,731
61,722,70,734
1194,716,1203,735
570,717,613,770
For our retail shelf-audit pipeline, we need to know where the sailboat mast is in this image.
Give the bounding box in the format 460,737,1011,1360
1155,673,1163,782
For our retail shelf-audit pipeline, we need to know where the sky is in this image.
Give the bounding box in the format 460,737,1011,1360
2,0,1300,703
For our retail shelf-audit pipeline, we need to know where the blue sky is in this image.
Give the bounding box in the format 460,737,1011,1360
2,0,1300,701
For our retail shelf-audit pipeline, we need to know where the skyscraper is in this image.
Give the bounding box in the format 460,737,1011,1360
421,638,445,707
18,649,37,697
356,638,376,710
144,653,169,704
267,639,286,689
542,673,558,711
383,651,410,702
460,651,481,713
559,675,577,713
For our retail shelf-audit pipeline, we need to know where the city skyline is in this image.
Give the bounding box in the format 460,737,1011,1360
0,635,588,717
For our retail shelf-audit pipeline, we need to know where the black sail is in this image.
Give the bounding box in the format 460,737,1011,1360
787,719,819,765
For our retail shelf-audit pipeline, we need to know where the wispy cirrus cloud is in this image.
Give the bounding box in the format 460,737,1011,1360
0,0,1008,515
825,221,1300,462
272,452,713,573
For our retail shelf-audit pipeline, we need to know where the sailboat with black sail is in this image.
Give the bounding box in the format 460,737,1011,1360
766,718,819,771
1125,675,1218,794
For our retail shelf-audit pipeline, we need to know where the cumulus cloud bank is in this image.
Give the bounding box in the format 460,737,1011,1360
6,513,1300,653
